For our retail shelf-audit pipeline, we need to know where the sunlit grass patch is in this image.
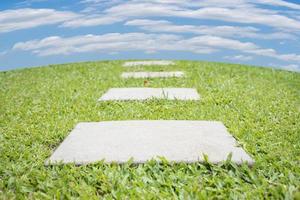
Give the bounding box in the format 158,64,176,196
0,60,299,199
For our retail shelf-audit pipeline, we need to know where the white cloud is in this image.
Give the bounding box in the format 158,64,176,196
0,8,79,33
0,51,7,56
2,0,300,34
224,55,253,61
91,0,300,10
79,0,122,13
62,0,300,32
125,19,296,40
80,0,108,3
16,0,49,6
12,33,183,56
12,33,300,63
254,0,300,10
80,0,121,5
80,0,119,3
61,15,121,27
279,64,300,72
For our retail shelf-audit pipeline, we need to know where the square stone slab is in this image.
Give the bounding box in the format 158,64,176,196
121,71,184,79
123,60,174,67
46,121,254,165
98,88,200,101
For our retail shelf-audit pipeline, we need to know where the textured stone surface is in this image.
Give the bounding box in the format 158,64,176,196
46,121,254,165
123,60,174,67
121,71,184,78
98,88,200,101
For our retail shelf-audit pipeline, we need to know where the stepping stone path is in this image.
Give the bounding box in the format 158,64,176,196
47,60,254,165
98,88,200,101
123,60,175,67
47,121,254,165
121,71,184,78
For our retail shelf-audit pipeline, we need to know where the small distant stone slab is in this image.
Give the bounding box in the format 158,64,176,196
123,60,175,67
46,121,254,165
121,71,184,79
98,88,200,101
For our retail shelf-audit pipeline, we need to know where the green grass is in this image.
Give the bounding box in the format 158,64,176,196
0,60,299,199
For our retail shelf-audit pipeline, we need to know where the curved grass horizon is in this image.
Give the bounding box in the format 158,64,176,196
0,60,299,199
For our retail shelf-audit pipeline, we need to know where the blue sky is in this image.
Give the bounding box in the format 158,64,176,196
1,0,300,72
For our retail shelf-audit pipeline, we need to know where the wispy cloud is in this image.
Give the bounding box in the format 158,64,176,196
12,33,300,63
280,64,300,72
62,0,300,32
79,0,122,13
61,15,121,27
0,8,79,33
2,1,300,33
224,55,253,61
12,33,183,56
15,0,49,7
0,51,7,56
254,0,300,10
125,19,296,40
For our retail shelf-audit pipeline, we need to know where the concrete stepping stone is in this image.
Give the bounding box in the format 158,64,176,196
46,120,254,165
98,88,200,101
121,71,184,79
123,60,174,67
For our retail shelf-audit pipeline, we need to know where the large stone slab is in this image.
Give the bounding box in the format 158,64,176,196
123,60,174,67
121,71,184,78
46,121,254,165
98,88,200,101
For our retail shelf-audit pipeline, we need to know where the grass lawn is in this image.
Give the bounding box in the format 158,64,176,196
0,60,299,199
